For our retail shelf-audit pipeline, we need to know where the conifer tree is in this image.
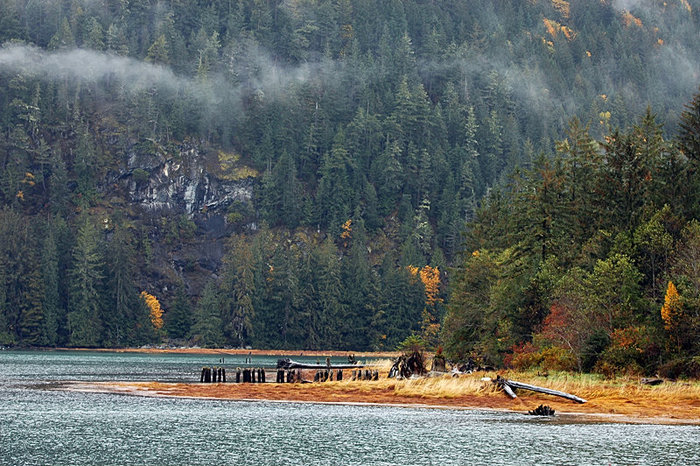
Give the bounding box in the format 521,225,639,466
67,219,104,347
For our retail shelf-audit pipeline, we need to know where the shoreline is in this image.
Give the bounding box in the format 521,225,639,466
51,347,400,358
53,377,700,426
12,347,700,425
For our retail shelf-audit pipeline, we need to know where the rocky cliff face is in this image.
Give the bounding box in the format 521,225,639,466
123,142,254,216
113,141,257,298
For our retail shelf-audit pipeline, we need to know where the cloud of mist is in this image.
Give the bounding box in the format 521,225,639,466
0,43,185,91
0,42,346,112
612,0,645,11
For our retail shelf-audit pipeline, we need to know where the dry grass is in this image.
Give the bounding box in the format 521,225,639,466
72,369,700,424
388,375,495,399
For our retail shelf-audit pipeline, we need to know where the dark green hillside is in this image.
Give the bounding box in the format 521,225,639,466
0,0,698,369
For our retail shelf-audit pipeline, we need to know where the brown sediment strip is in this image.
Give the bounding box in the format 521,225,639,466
56,377,700,426
54,347,400,358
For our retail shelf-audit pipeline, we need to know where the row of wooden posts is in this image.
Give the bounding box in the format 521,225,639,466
200,367,226,383
200,367,379,383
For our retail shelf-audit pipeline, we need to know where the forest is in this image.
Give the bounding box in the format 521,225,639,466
0,0,698,375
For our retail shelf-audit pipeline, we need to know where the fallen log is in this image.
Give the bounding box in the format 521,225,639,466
495,376,587,403
277,358,363,370
501,382,517,399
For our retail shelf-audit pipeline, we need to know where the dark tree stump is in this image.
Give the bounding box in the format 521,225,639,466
528,404,556,416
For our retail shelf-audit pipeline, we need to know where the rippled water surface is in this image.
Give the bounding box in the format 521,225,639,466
1,350,699,465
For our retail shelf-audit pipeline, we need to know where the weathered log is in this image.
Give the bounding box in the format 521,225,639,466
501,382,517,399
641,377,663,386
496,376,587,403
277,358,363,370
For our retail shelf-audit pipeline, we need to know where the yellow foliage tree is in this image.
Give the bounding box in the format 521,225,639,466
408,265,442,348
661,281,681,331
407,265,442,307
661,281,684,352
141,291,164,330
340,219,352,246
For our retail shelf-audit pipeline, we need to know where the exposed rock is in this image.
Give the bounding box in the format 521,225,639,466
106,140,258,299
122,143,254,215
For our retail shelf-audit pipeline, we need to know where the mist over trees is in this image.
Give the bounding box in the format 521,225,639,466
0,0,699,374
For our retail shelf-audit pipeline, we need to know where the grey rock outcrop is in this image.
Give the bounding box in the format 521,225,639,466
122,142,254,215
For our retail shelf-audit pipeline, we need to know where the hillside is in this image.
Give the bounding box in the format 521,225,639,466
0,1,698,362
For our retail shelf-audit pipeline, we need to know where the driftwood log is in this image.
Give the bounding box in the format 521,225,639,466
495,376,587,403
277,358,362,370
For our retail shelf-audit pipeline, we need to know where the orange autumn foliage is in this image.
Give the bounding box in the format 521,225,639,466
543,18,576,41
543,18,559,38
621,11,643,28
340,219,352,246
407,265,442,307
660,281,682,331
141,291,164,330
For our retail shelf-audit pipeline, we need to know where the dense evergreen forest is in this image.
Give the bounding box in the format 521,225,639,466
0,0,698,374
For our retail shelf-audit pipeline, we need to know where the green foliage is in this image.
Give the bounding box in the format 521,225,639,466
67,218,104,347
444,99,700,374
164,284,192,341
1,2,699,359
190,281,224,348
397,334,427,355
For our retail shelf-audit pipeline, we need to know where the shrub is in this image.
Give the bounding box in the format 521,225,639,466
505,342,577,371
595,326,660,376
658,357,700,379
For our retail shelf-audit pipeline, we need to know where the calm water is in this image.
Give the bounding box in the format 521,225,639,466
1,350,699,465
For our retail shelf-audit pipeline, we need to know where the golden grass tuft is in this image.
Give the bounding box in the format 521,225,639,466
391,375,496,399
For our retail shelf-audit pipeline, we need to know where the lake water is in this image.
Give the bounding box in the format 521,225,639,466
1,350,699,465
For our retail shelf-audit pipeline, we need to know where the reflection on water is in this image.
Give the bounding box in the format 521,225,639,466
1,350,699,465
